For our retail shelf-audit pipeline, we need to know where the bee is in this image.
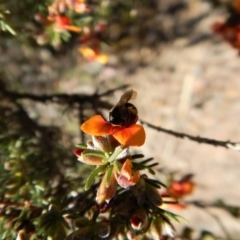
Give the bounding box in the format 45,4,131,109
109,89,138,127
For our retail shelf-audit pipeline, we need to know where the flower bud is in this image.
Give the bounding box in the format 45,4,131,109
92,136,113,153
96,169,117,205
96,222,111,238
130,208,148,231
16,230,28,240
80,154,105,165
77,149,106,165
74,149,84,157
117,231,126,240
126,229,136,240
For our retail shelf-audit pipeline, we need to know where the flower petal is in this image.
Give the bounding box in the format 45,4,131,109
120,159,133,180
113,124,145,146
116,159,140,188
81,115,113,136
64,25,82,33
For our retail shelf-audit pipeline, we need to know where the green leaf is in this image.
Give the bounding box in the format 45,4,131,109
78,16,94,25
76,143,88,149
145,178,167,188
108,146,125,163
4,23,16,35
147,163,159,168
85,165,107,190
162,209,188,224
82,149,106,160
105,165,114,188
113,160,121,173
39,207,69,238
144,167,156,175
138,157,155,165
132,162,156,175
131,154,145,159
145,179,161,189
0,20,16,35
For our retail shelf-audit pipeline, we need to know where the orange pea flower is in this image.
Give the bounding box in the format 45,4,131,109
168,174,195,199
80,115,145,147
116,159,140,188
48,15,82,33
79,47,109,64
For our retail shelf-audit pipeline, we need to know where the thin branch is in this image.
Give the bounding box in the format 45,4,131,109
0,82,131,113
2,89,103,105
140,120,240,151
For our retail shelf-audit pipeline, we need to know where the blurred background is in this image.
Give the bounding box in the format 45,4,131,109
1,0,240,239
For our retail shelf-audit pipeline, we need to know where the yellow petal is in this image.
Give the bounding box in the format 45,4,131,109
113,124,145,146
64,25,82,33
96,53,109,65
79,47,96,60
81,115,113,136
78,47,108,64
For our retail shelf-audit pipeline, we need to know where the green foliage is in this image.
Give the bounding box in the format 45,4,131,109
84,165,107,191
0,18,16,35
0,96,83,239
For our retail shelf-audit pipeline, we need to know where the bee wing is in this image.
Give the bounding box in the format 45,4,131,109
118,89,137,105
